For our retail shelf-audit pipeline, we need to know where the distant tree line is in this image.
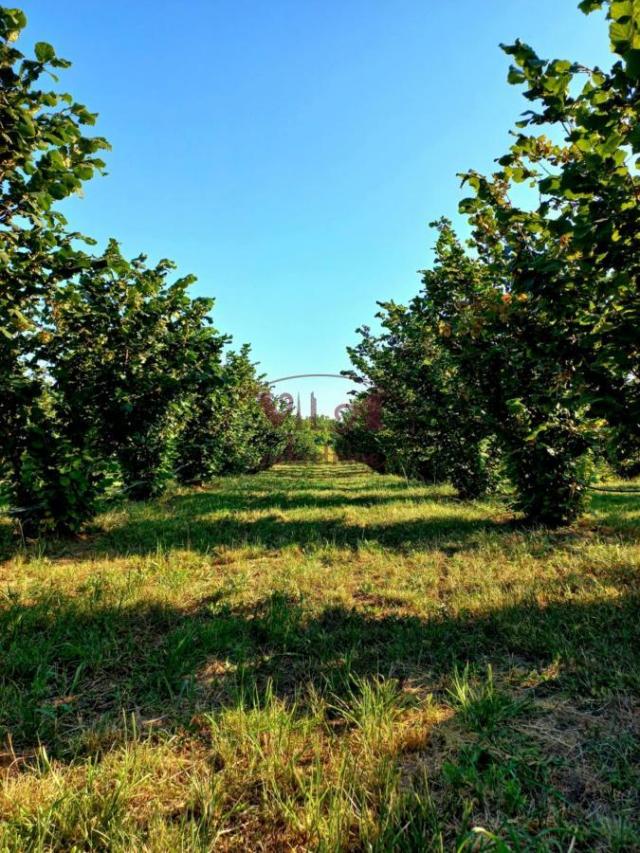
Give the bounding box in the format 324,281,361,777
337,0,640,525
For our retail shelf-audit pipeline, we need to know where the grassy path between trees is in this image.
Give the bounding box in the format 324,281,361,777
0,462,639,850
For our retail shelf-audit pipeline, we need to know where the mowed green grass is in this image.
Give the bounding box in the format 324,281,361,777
0,462,639,851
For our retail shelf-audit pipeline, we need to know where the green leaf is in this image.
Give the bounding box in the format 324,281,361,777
624,48,640,78
0,8,27,37
610,19,634,47
35,41,55,62
578,0,603,11
627,124,640,154
610,1,633,16
74,164,94,180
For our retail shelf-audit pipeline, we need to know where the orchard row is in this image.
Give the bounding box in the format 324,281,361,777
0,8,323,537
337,0,640,525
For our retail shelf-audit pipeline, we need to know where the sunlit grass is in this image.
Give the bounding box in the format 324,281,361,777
0,463,638,849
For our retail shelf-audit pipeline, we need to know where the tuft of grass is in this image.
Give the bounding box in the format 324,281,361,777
448,665,530,736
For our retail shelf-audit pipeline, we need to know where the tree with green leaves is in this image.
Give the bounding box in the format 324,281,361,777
344,237,500,499
0,7,228,530
449,0,640,522
0,6,109,533
334,391,388,473
48,241,227,501
346,0,639,524
278,415,335,463
175,346,289,484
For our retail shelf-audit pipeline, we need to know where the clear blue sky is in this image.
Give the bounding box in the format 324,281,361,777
22,1,610,415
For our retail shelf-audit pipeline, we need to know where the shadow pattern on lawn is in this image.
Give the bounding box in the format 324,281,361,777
1,587,639,760
90,511,511,560
1,464,639,765
3,466,639,562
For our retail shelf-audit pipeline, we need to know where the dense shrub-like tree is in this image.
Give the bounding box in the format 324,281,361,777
278,415,335,463
175,346,289,483
0,7,110,533
344,272,499,498
0,8,228,531
449,0,640,522
347,0,639,525
607,428,640,479
419,219,598,524
334,392,388,473
48,241,226,500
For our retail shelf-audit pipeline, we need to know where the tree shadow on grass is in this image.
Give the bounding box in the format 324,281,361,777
84,474,637,561
92,482,640,560
7,469,639,563
587,490,640,538
0,470,492,562
34,485,640,564
83,511,511,561
1,586,638,760
160,487,462,516
0,520,13,562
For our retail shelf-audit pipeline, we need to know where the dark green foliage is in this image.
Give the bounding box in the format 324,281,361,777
607,429,640,480
0,9,231,530
0,7,110,534
335,393,388,473
342,258,501,498
455,0,640,522
502,424,594,525
48,241,226,501
346,0,639,525
175,346,288,483
420,221,598,524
